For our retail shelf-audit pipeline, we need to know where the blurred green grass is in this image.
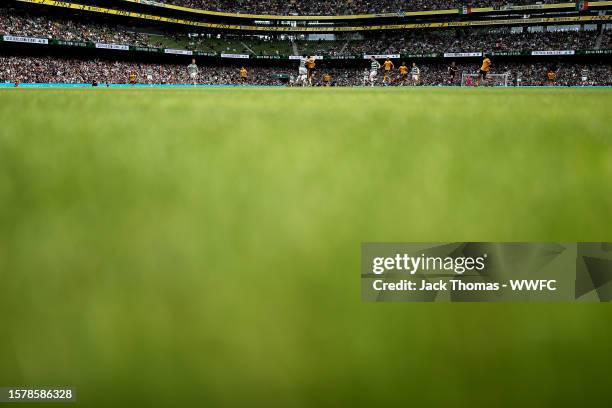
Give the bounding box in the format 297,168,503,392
0,87,611,407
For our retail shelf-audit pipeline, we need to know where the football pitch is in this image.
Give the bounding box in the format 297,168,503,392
0,87,611,407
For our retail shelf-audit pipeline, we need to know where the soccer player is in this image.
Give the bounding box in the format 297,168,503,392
382,58,394,86
362,68,370,86
239,67,248,85
323,73,332,87
476,54,491,87
187,59,199,85
306,56,316,86
410,62,420,86
399,62,409,85
546,68,556,86
128,70,137,85
448,61,458,85
297,56,308,87
369,56,381,87
146,68,153,85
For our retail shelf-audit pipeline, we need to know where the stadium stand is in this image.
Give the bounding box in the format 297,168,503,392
2,56,610,86
1,8,608,56
342,29,607,55
0,1,610,86
154,0,571,15
0,8,152,46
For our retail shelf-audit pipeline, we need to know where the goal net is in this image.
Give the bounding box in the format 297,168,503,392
461,72,509,87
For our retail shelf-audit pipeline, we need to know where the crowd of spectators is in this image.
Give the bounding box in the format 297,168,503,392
412,61,611,86
159,0,568,15
344,29,607,55
1,9,607,56
0,8,154,46
1,5,609,86
0,56,284,85
1,56,610,86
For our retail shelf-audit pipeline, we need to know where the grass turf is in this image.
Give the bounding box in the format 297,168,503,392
0,87,611,407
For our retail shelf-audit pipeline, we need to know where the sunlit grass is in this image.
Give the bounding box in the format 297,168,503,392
0,88,611,407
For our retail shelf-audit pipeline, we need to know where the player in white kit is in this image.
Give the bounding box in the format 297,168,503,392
362,69,370,86
297,57,308,87
187,59,199,85
369,57,380,87
411,63,420,85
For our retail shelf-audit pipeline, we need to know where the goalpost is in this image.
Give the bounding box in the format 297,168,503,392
461,72,510,87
